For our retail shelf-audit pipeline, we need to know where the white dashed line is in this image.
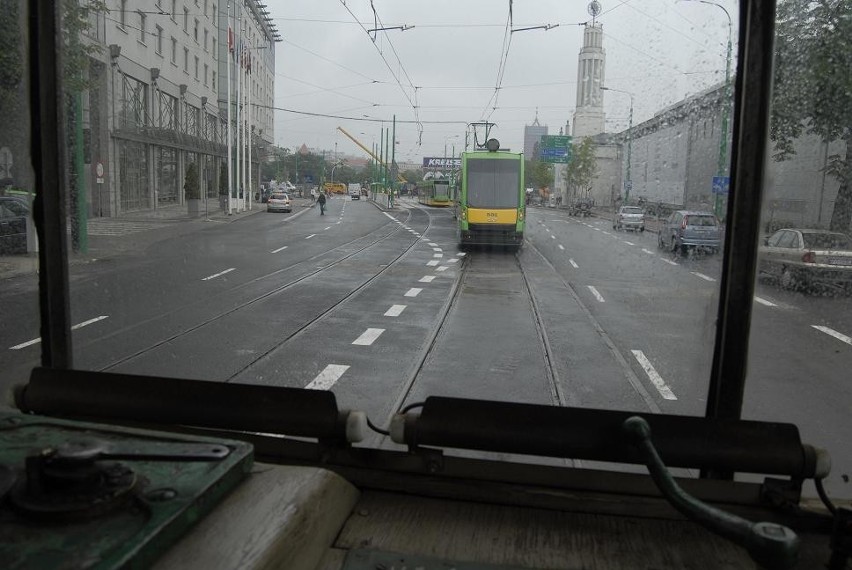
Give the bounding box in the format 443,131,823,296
623,241,635,246
631,350,677,400
558,244,565,250
457,252,466,257
428,242,438,247
324,226,331,230
270,245,288,253
426,260,440,266
587,286,605,303
305,364,350,390
202,268,236,281
661,258,679,266
812,326,852,347
305,234,316,240
11,315,110,350
404,288,423,297
641,248,655,255
594,228,601,231
433,253,443,258
384,304,407,317
436,266,449,272
754,296,777,307
419,275,436,283
352,328,385,346
569,259,579,269
432,247,443,252
551,235,556,240
602,231,612,236
447,258,459,263
690,271,716,282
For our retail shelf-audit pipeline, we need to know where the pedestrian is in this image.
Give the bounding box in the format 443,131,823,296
317,190,327,215
310,187,317,203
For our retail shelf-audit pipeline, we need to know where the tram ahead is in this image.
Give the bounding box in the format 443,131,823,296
416,179,453,207
456,138,525,248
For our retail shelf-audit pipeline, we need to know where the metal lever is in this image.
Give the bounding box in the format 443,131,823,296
51,438,231,462
623,416,799,570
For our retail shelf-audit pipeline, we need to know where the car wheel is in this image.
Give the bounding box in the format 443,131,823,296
681,244,689,256
658,235,665,249
640,226,645,233
780,267,798,290
671,237,678,254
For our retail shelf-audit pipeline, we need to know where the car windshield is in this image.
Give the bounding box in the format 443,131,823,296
2,0,851,505
802,233,851,251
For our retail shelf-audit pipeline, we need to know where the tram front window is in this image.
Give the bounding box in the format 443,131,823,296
466,159,521,208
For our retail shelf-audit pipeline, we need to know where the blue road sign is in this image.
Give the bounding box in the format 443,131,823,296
712,176,730,195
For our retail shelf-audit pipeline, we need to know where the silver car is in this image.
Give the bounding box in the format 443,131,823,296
613,206,645,232
266,192,291,213
759,229,852,292
658,210,721,255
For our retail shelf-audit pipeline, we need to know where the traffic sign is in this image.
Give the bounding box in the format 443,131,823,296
539,146,572,164
541,135,571,148
712,176,730,195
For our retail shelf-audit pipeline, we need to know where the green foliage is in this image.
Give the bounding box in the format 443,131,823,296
401,169,422,183
61,0,107,93
563,137,598,198
184,162,200,200
524,143,554,189
772,0,852,231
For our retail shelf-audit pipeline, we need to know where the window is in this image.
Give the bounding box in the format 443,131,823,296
183,6,189,31
170,37,177,63
204,29,208,51
155,25,163,54
212,38,217,59
119,0,127,28
212,71,216,91
194,56,199,79
183,47,189,72
194,19,199,42
171,0,176,21
204,0,207,17
204,64,208,86
138,12,146,43
466,159,521,208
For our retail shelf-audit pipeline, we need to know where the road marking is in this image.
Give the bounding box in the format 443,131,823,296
594,228,601,231
587,285,605,302
404,288,423,297
447,258,459,263
661,258,679,266
551,235,556,239
11,316,110,350
413,233,421,237
305,234,316,240
201,268,236,281
427,260,440,266
324,226,331,230
812,325,852,346
428,242,438,247
384,304,407,317
270,245,288,253
623,241,635,246
433,253,443,258
305,364,350,390
436,266,449,272
457,252,466,257
631,350,677,400
754,296,777,307
353,328,385,346
569,259,579,268
641,248,655,255
432,247,443,252
602,231,612,236
690,271,716,282
419,275,436,283
558,244,565,250
336,221,341,224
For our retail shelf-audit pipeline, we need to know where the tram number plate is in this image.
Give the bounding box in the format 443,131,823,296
486,212,498,222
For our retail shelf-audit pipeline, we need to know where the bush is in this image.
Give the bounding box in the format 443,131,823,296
184,162,200,200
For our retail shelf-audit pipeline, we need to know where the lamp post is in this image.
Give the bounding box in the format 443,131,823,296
679,0,732,218
601,86,634,204
444,134,459,184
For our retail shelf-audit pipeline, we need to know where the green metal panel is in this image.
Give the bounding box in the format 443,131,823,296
0,412,253,569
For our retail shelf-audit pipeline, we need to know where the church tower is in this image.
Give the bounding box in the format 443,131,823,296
572,4,606,139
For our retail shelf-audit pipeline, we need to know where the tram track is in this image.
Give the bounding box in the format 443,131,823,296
96,209,422,373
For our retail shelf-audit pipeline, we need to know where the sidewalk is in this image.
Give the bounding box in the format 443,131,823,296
0,197,316,280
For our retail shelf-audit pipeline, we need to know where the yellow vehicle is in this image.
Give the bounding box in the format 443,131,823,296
322,182,346,195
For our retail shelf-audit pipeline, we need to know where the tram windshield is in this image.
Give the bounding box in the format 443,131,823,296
1,0,850,504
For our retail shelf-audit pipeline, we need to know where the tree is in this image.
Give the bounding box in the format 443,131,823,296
525,143,554,189
771,0,852,231
563,137,598,200
184,162,200,200
401,169,422,184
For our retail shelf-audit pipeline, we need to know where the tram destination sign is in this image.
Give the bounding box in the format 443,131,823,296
422,157,462,170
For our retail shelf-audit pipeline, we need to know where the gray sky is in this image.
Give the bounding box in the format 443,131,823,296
267,0,737,162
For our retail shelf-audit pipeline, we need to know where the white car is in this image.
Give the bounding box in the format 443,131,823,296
266,193,291,213
613,206,646,232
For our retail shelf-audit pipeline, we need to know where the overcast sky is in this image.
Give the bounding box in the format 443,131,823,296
266,0,737,162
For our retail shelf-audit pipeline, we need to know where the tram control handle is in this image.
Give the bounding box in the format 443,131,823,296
623,415,799,570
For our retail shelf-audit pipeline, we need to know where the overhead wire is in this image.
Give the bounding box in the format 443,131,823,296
480,0,514,120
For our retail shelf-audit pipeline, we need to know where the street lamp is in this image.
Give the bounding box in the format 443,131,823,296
679,0,733,218
330,161,343,184
601,86,634,204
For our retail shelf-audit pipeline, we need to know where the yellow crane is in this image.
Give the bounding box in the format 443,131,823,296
336,126,407,184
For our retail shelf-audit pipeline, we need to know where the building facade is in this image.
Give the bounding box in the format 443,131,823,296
572,23,606,139
523,113,548,158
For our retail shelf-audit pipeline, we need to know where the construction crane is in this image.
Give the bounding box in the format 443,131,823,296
337,126,408,184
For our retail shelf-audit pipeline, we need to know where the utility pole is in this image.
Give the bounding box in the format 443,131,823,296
391,115,396,208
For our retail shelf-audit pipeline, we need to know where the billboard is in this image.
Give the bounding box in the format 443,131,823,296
422,157,462,170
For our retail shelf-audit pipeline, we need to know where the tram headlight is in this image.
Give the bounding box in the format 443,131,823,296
518,209,524,221
461,209,467,220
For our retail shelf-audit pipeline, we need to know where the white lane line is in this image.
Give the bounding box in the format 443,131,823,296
270,245,289,253
384,305,407,317
336,221,341,224
324,226,331,230
691,271,716,282
551,235,556,240
641,248,655,255
631,350,678,400
754,296,777,307
661,258,679,266
623,241,636,246
569,259,579,269
436,266,449,272
11,315,110,350
447,258,459,263
414,233,421,237
305,364,350,390
587,286,605,303
602,231,612,236
404,288,423,297
433,253,443,258
201,268,236,281
457,252,466,257
812,325,852,346
558,244,565,250
427,260,440,266
432,247,443,252
428,242,438,247
594,228,601,232
305,234,316,240
419,275,436,283
352,328,385,346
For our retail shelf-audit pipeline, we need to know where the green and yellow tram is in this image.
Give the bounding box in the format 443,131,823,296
416,179,453,207
457,139,525,248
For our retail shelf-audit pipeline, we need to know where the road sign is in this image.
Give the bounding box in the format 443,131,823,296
712,176,730,195
541,135,571,148
539,146,572,164
624,180,633,192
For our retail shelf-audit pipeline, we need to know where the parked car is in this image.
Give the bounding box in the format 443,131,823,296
613,206,645,231
758,229,852,292
348,184,361,200
266,192,291,213
658,210,721,255
0,196,30,254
